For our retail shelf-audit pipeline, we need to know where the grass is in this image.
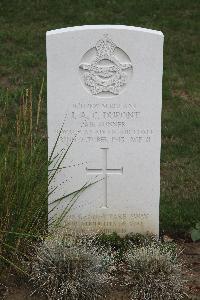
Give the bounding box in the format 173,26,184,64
0,86,95,273
0,0,199,243
0,87,46,272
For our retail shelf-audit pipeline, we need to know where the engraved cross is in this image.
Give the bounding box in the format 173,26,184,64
86,148,123,208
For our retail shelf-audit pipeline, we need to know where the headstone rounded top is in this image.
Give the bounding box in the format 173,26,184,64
46,25,164,37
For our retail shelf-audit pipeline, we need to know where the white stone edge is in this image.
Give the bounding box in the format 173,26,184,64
46,25,164,37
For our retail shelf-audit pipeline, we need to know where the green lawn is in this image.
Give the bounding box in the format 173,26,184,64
0,0,199,234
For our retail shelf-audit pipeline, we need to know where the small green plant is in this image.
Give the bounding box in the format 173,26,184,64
123,241,186,300
94,232,128,259
94,232,156,261
29,231,112,300
190,222,200,242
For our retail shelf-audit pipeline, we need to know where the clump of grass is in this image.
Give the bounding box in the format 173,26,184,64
123,241,186,300
0,85,103,275
0,85,81,273
29,231,112,300
0,86,48,271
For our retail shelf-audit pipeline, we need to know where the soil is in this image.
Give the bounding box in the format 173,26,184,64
181,242,200,299
0,242,199,300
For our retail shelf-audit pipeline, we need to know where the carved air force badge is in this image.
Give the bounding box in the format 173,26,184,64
79,34,133,97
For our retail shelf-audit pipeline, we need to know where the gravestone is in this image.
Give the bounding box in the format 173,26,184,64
47,25,164,236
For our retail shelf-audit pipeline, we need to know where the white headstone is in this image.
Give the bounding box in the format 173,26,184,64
47,25,164,236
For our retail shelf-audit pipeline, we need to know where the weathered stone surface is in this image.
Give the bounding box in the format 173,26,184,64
47,25,164,235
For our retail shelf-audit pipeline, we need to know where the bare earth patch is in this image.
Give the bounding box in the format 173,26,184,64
182,242,200,299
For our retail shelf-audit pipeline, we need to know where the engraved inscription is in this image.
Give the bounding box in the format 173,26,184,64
65,213,151,235
86,148,123,208
60,102,154,146
79,34,133,96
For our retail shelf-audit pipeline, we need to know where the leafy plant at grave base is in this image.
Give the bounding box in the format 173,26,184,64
95,232,128,254
94,232,156,261
190,222,200,242
0,86,92,274
123,241,186,300
29,231,113,300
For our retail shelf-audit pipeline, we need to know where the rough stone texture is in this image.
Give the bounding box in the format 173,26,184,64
47,25,164,235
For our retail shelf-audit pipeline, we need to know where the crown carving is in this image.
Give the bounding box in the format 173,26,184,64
96,34,116,60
